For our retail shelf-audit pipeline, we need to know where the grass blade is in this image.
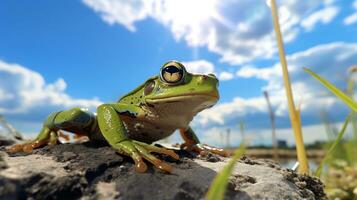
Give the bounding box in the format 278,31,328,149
269,0,309,173
315,115,350,177
205,144,246,200
304,68,357,112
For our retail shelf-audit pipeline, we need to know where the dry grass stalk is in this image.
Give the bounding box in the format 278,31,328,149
268,0,309,173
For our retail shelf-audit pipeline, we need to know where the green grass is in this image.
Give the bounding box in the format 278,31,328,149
305,68,357,166
305,68,357,199
205,6,357,200
315,115,350,177
304,68,357,112
205,144,246,200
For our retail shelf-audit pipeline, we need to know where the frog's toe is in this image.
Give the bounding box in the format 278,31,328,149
7,143,27,153
7,130,60,153
113,140,148,173
134,141,179,160
22,140,49,153
132,142,174,173
182,143,229,157
115,140,176,173
131,151,148,173
7,139,47,153
200,144,229,157
142,153,173,173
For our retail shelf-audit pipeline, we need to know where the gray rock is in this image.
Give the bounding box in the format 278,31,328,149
0,143,326,200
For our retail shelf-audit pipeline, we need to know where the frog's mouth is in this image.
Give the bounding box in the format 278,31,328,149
145,93,219,104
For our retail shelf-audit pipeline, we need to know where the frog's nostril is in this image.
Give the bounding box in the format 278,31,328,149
202,75,208,80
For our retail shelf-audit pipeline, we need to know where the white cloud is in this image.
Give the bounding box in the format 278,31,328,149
236,65,281,80
82,0,152,31
218,71,234,81
344,14,357,25
343,0,357,25
301,6,339,31
194,96,268,126
0,60,103,134
182,60,234,81
193,42,357,133
82,0,340,65
182,60,215,75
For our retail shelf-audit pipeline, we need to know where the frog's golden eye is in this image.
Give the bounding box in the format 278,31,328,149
160,61,186,84
144,80,155,95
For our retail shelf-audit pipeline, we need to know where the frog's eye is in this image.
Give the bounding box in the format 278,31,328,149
144,80,155,95
160,61,186,84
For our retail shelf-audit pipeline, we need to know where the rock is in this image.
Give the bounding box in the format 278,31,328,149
0,143,326,200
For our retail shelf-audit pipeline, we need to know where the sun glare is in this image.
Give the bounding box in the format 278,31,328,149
164,0,218,25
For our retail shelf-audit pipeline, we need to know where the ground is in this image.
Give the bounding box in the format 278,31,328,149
0,142,326,200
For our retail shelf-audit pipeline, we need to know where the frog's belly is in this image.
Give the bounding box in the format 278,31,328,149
122,119,175,143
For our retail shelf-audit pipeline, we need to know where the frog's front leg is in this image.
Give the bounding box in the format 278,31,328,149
180,127,229,157
97,103,179,173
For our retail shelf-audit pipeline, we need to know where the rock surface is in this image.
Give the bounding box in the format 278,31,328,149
0,142,326,200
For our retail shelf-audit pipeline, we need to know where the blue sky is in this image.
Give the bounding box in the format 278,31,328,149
1,0,357,146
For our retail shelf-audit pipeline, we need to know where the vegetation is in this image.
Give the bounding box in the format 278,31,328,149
269,0,309,173
315,115,350,178
206,1,356,199
206,144,246,200
206,0,310,199
264,91,278,160
305,67,357,199
304,69,357,112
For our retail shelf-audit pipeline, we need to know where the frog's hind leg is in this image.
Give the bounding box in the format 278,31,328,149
8,108,97,153
180,127,229,157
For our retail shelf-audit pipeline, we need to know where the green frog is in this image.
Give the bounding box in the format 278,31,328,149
9,61,228,173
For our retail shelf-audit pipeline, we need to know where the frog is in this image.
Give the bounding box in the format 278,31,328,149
8,61,228,173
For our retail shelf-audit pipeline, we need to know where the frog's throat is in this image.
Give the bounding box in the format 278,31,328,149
145,93,219,104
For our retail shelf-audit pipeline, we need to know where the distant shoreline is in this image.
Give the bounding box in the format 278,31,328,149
227,148,325,160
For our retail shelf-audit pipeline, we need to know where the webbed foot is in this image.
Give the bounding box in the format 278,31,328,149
181,143,229,157
7,127,59,153
113,140,179,173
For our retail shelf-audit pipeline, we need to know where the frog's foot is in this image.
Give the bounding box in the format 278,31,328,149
7,128,59,153
181,143,229,157
113,140,179,173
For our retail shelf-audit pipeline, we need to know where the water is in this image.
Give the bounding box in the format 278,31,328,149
280,159,319,171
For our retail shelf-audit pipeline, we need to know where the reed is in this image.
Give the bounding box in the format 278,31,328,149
239,121,245,143
263,91,278,160
268,0,309,173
